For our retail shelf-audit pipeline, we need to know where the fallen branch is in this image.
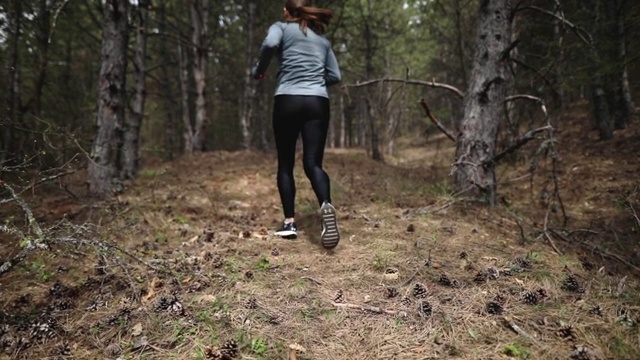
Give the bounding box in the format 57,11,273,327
502,316,542,347
344,78,464,99
419,99,456,142
549,229,640,273
330,301,406,316
543,206,563,255
628,195,640,229
301,276,323,286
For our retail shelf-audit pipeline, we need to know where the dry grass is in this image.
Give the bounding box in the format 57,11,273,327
1,105,640,360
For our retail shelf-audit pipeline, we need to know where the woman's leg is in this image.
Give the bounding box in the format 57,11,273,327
272,95,304,219
300,96,331,205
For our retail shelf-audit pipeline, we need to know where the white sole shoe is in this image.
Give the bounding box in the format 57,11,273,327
320,202,340,249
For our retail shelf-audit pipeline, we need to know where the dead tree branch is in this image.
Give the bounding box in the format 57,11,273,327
517,6,592,45
344,78,465,99
549,229,640,273
419,99,457,142
330,301,407,316
491,125,552,165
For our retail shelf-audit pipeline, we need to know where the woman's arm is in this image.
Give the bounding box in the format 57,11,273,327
325,47,341,86
252,23,284,79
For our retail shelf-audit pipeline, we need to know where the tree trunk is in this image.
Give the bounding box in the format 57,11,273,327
178,41,194,154
454,0,512,206
190,0,209,151
159,1,176,160
613,0,635,129
2,0,22,166
122,0,149,179
586,0,612,140
88,0,129,196
33,0,51,125
239,0,256,149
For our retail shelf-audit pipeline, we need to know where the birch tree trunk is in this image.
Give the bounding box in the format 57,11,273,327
190,0,209,151
88,0,128,196
240,0,256,150
122,0,149,179
454,0,512,206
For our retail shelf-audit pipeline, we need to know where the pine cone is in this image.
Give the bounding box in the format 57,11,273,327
562,275,584,293
487,267,500,280
473,272,487,284
271,248,280,256
588,305,603,317
384,287,399,298
512,256,532,269
438,274,452,287
220,339,239,359
557,325,576,341
400,296,412,306
412,283,428,298
536,288,549,300
523,291,539,305
486,301,503,315
459,251,468,259
333,289,345,303
418,300,432,316
243,297,258,309
570,345,598,360
499,269,513,277
494,293,507,305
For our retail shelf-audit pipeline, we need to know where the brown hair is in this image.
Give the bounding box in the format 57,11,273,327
284,0,333,35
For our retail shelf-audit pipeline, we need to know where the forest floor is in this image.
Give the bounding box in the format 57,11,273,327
1,101,639,360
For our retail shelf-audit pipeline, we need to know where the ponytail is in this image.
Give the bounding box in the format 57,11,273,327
285,3,333,35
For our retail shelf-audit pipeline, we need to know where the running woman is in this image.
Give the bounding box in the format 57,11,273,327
252,0,341,249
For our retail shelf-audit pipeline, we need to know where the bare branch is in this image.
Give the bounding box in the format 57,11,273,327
549,229,640,273
491,125,552,165
344,78,465,99
330,301,406,316
419,99,457,142
518,6,592,45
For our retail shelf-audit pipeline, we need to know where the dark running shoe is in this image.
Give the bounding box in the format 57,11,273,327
275,221,297,239
320,202,340,249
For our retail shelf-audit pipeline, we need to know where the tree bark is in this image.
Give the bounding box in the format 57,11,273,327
122,0,149,179
454,0,512,206
87,0,129,196
240,0,256,150
613,0,635,129
178,41,194,154
189,0,209,151
586,0,612,140
2,0,22,166
159,1,176,160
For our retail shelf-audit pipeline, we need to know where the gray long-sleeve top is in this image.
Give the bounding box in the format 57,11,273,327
252,21,341,98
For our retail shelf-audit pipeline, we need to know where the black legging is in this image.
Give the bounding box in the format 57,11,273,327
272,95,331,218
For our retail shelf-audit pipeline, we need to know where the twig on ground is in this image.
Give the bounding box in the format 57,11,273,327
301,276,323,286
330,301,406,316
502,316,542,347
549,229,640,273
616,276,628,297
543,207,563,255
419,99,456,142
402,250,431,286
628,197,640,229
